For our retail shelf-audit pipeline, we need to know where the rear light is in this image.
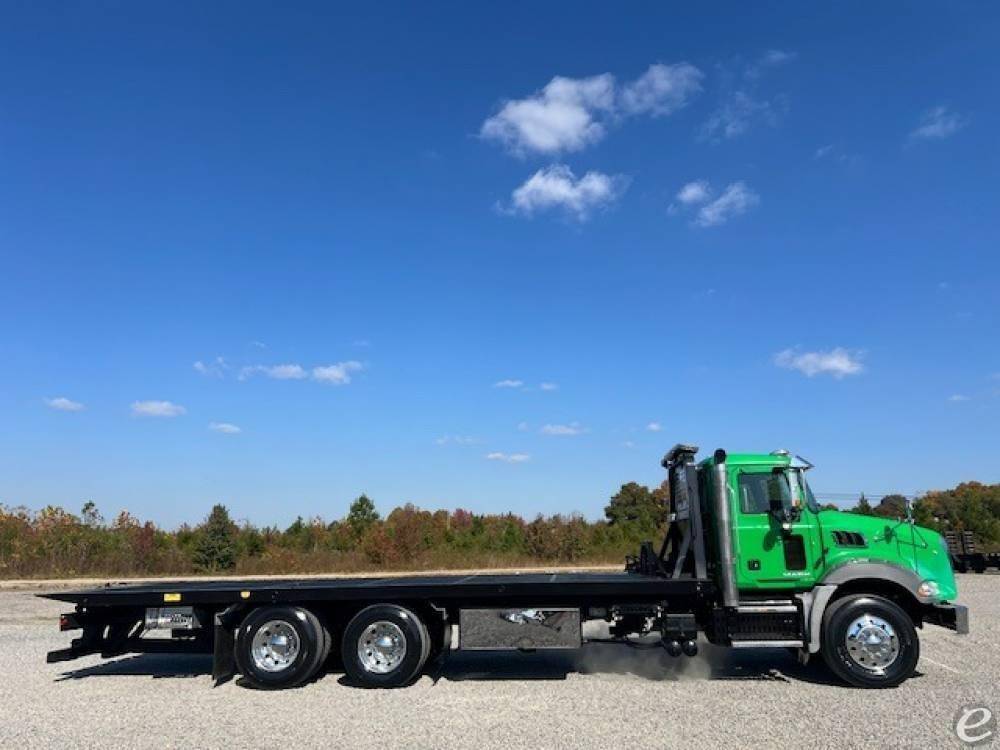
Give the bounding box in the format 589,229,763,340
59,613,81,631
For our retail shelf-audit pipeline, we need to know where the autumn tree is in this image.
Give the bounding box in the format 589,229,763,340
873,494,908,519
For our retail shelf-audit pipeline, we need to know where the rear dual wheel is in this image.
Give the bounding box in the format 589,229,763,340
235,606,331,689
342,604,431,688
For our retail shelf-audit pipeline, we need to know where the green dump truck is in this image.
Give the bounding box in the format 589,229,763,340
45,445,967,689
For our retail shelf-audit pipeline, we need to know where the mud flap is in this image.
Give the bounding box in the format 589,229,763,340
211,605,242,686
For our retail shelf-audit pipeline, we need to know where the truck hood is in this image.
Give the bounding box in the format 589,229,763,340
818,510,958,602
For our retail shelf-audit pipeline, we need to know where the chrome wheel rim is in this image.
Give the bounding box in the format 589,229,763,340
251,620,300,673
844,613,899,673
358,621,407,674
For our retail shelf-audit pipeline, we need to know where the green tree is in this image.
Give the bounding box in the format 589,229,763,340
193,504,237,572
604,482,666,538
850,494,874,516
347,494,380,539
236,524,265,559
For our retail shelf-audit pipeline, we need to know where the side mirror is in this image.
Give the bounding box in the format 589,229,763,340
769,494,784,515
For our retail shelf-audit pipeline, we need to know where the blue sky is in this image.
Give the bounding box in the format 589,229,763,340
1,3,998,527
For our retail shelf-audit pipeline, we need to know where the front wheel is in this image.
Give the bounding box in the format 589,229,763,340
821,594,919,688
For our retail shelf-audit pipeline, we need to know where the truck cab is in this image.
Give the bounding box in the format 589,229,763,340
715,451,958,603
687,447,966,687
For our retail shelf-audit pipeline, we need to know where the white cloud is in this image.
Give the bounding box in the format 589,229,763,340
539,382,559,391
676,180,712,206
507,164,627,220
909,106,966,142
486,452,531,463
436,435,478,445
813,143,860,168
762,49,795,66
947,394,970,403
45,397,84,412
774,348,864,379
701,91,784,140
670,180,758,227
619,63,704,116
193,357,227,378
670,179,712,213
209,422,241,434
646,422,663,432
517,421,530,432
623,440,636,448
481,64,701,156
240,361,364,385
702,52,792,141
251,340,267,349
131,400,186,417
494,379,525,389
745,49,796,79
695,182,759,227
312,361,363,385
481,73,615,155
540,422,586,436
240,363,308,381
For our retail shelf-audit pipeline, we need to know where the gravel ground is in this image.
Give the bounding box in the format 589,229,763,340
1,574,996,749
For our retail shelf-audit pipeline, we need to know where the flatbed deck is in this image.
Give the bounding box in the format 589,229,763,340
42,571,710,608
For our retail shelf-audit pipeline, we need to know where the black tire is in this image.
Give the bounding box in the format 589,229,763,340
821,594,919,688
342,604,430,688
318,614,333,668
235,606,328,689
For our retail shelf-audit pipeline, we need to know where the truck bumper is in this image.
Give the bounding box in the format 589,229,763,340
925,603,969,634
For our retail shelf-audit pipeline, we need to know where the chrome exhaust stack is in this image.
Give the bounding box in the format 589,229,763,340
712,449,739,608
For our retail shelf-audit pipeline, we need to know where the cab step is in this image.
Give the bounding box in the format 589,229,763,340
730,639,804,648
718,600,804,644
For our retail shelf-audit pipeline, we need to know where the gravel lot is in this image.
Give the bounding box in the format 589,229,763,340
1,574,996,749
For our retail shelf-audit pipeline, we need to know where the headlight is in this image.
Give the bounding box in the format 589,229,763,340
917,580,940,598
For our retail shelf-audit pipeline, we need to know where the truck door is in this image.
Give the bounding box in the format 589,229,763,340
732,466,821,591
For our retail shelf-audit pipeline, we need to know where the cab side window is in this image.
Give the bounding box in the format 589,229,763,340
739,472,790,514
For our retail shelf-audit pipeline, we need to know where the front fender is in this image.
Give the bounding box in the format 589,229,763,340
821,560,937,604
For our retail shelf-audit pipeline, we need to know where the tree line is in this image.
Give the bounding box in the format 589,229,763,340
0,480,996,579
841,483,1000,548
